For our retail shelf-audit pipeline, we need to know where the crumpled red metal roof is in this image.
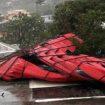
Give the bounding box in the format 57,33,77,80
0,33,105,83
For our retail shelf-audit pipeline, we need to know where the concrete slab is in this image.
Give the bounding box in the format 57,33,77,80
30,80,105,102
29,80,79,88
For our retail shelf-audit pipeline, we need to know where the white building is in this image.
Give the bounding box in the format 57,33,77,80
41,15,53,23
101,22,105,29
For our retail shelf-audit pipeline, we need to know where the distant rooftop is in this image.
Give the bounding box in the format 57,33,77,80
0,42,15,54
0,42,19,57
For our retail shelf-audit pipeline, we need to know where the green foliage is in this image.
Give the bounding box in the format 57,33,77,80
51,0,105,57
2,13,45,48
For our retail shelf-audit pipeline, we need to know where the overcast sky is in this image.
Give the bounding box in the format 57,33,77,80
0,0,68,15
0,0,37,15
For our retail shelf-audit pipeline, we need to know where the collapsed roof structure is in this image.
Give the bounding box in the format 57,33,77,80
0,33,105,83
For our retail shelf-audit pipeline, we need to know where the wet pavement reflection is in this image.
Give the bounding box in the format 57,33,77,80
0,80,32,105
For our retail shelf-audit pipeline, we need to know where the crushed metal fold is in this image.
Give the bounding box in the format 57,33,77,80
0,33,105,83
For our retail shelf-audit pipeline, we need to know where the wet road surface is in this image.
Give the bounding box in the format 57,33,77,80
0,80,105,105
0,80,32,105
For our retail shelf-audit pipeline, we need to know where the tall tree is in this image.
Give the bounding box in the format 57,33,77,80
51,0,105,57
2,13,45,48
